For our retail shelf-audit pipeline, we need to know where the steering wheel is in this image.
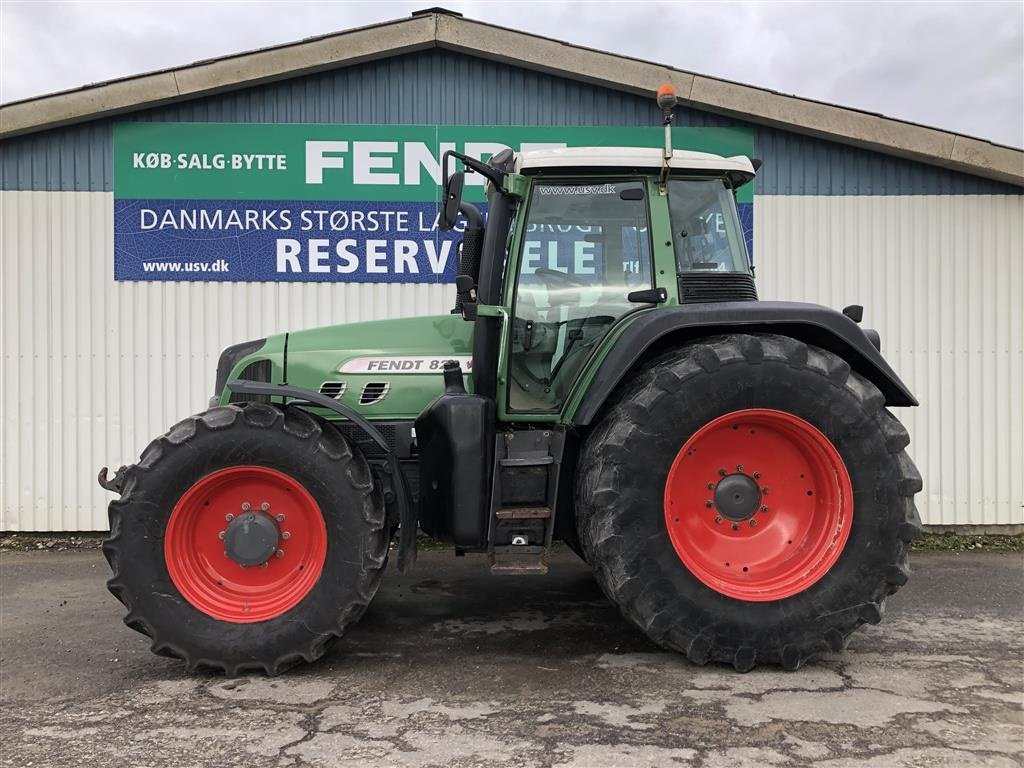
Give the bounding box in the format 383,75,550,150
534,267,590,289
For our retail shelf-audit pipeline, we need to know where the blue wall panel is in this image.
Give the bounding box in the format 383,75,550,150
3,121,113,192
1,48,1017,195
754,126,1015,195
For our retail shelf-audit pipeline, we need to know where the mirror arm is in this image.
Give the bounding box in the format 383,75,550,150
442,150,507,189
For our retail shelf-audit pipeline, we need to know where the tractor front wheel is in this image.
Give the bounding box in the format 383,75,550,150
575,334,922,671
103,403,388,675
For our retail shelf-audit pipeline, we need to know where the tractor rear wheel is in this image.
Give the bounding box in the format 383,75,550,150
575,334,922,671
103,403,388,675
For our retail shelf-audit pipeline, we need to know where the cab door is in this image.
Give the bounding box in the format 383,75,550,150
503,178,656,417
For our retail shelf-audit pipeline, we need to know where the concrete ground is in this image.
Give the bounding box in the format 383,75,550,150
0,548,1021,768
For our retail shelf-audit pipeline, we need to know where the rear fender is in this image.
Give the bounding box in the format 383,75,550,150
570,301,917,428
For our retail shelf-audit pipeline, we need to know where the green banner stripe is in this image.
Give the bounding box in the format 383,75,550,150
114,123,755,203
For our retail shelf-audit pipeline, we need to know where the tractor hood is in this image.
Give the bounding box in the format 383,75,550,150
280,314,474,420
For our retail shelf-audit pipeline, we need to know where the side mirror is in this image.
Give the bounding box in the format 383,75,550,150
439,171,465,231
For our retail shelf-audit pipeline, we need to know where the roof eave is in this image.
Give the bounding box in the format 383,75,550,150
433,15,1023,186
0,14,437,138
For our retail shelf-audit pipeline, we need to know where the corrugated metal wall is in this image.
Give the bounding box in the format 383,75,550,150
0,191,451,530
757,194,1024,527
1,47,1022,530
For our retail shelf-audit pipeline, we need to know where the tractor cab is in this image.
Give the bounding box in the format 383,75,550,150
440,142,761,415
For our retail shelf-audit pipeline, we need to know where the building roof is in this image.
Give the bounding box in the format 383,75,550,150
1,8,1021,186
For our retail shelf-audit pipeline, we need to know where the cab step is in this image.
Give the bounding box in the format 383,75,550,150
487,430,565,576
499,456,555,467
490,545,548,575
495,507,551,520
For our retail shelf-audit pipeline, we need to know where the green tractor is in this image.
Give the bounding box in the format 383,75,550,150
99,86,921,675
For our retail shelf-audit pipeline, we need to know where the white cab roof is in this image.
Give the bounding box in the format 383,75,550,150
515,146,756,179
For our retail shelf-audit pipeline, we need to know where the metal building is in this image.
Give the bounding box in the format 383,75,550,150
1,9,1022,532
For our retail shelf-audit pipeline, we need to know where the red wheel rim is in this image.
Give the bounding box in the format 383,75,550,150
164,466,327,623
664,409,853,602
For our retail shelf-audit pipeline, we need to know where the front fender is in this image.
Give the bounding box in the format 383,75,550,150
570,301,917,427
227,379,417,573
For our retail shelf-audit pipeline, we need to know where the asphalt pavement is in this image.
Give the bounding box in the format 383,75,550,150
1,547,1021,767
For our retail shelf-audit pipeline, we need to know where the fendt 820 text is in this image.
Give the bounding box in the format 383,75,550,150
99,85,922,675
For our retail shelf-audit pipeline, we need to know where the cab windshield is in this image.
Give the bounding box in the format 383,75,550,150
668,178,750,273
508,179,652,412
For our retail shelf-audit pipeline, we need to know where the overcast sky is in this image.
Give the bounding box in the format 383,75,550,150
2,1,1021,148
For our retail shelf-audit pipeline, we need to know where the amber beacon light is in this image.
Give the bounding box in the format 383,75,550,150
656,83,677,187
656,82,677,115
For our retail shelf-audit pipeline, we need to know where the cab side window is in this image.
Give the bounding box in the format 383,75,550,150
668,179,750,273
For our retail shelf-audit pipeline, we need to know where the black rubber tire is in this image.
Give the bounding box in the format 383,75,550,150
575,333,922,671
103,402,388,676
